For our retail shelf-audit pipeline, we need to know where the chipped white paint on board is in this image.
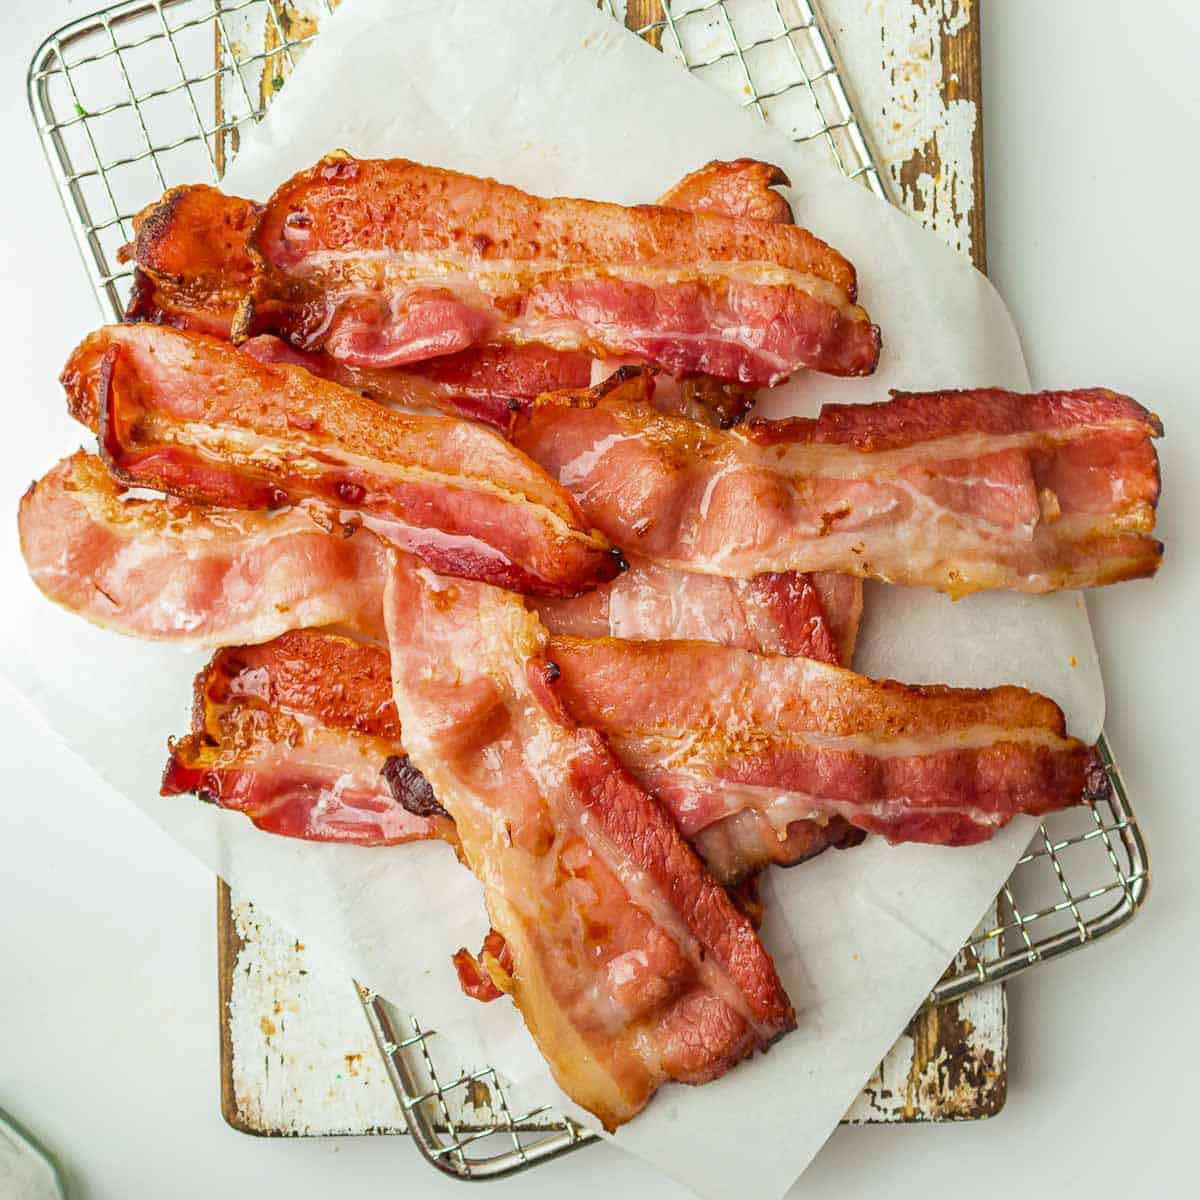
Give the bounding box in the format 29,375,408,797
226,900,406,1135
823,0,979,258
223,0,1002,1134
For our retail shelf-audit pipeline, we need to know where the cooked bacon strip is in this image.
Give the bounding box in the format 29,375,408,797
452,929,514,1003
19,454,861,673
240,154,879,384
119,160,796,428
120,184,261,338
161,627,859,881
537,556,849,665
513,372,1164,594
161,631,453,846
170,626,1094,878
382,555,794,1128
550,637,1101,857
18,452,387,646
657,158,794,225
118,184,594,429
63,324,623,598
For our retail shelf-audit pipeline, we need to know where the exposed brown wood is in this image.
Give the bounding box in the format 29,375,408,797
625,0,666,48
944,0,986,274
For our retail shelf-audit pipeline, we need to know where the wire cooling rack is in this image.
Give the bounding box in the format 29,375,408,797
28,0,1151,1180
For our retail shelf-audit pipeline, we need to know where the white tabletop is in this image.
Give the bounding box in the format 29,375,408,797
1,2,1196,1197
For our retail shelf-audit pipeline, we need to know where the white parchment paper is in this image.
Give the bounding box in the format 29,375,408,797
1,2,1106,1197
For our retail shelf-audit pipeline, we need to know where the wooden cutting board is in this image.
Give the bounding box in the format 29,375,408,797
216,0,1004,1136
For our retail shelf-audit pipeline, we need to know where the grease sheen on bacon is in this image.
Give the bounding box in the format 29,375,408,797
162,626,1094,879
161,630,453,847
382,554,795,1129
161,627,862,881
537,555,852,665
240,154,880,385
62,324,623,598
18,452,387,646
23,455,864,879
513,372,1164,594
119,158,801,428
550,638,1100,852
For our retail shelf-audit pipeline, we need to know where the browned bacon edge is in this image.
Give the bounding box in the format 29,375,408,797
239,154,879,385
513,371,1164,594
161,625,1098,877
383,554,794,1128
160,631,454,847
118,159,796,428
552,637,1105,849
658,159,794,224
161,628,860,885
62,323,624,599
119,184,262,338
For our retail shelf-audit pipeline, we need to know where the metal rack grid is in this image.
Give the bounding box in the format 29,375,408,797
27,0,1150,1181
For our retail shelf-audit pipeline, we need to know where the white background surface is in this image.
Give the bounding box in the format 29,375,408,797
1,1,1196,1197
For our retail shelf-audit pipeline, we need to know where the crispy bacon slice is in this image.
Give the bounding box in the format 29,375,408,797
118,184,595,429
161,627,860,881
62,324,624,598
182,627,1094,874
382,555,795,1129
550,637,1101,857
513,372,1164,594
537,556,850,665
240,154,880,384
18,452,386,646
161,631,453,846
120,184,261,338
656,158,794,225
121,161,794,427
452,929,514,1003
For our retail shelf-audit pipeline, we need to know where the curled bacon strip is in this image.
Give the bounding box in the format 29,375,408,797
120,184,261,338
550,638,1102,856
118,159,803,429
383,555,795,1128
161,628,859,883
513,372,1164,594
161,631,453,846
240,154,879,384
18,452,386,646
452,930,514,1003
62,324,624,598
657,158,795,224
